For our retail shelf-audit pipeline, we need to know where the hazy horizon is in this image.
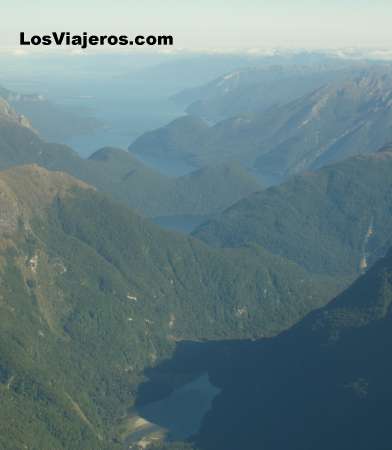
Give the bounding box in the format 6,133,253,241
2,0,392,53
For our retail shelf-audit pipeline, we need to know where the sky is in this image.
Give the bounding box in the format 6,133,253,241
1,0,392,53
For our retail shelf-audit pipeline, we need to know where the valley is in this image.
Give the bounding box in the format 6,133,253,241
0,48,392,450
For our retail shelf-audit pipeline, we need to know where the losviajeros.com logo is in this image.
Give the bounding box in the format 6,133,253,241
20,32,174,48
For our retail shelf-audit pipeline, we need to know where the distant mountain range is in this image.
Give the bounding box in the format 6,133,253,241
131,66,392,184
172,63,354,122
129,51,351,96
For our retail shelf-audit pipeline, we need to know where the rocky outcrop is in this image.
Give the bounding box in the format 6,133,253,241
0,98,34,130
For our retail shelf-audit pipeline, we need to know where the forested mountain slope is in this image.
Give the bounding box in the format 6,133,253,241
193,246,392,450
0,164,340,449
194,150,392,277
0,109,261,217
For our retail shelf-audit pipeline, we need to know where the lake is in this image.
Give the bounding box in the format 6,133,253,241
124,373,220,448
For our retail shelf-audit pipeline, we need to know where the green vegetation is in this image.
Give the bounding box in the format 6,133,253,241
88,147,262,217
0,164,341,449
0,116,262,217
2,79,392,449
188,247,392,450
194,151,392,277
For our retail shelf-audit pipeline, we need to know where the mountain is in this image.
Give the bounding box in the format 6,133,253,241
0,85,101,141
0,109,261,218
130,54,260,94
253,66,392,181
129,115,212,166
191,245,392,450
88,147,261,217
0,164,342,449
194,150,392,277
0,96,33,129
130,66,392,184
132,51,346,96
172,63,352,122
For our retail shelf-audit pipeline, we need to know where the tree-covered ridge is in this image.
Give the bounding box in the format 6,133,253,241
194,150,392,277
0,165,341,449
88,147,262,217
0,116,262,218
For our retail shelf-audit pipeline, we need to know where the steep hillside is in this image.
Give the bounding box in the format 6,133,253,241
0,96,33,130
192,246,392,450
253,67,392,180
0,165,341,449
194,151,392,277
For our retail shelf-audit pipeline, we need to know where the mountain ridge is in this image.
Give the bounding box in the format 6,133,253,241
0,163,344,449
194,149,392,277
130,67,392,184
0,117,262,218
